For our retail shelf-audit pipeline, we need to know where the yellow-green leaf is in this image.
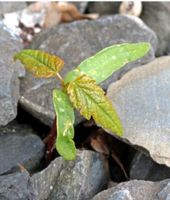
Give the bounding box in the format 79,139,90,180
65,43,150,84
67,74,123,136
78,43,150,84
53,89,76,160
64,69,83,85
14,49,64,78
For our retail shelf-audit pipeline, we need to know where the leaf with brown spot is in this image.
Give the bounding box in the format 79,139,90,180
67,74,123,136
53,89,76,160
14,49,64,78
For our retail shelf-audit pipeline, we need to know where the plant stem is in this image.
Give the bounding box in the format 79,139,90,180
44,117,57,164
56,73,64,87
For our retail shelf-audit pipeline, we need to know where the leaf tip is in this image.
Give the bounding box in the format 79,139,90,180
116,118,124,137
139,42,151,54
56,143,77,161
117,127,124,137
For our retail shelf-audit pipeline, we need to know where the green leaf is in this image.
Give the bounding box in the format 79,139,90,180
67,74,123,136
64,69,82,85
53,89,76,160
65,43,150,84
14,49,64,78
78,43,150,84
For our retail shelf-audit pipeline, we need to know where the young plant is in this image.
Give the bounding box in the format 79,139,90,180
14,43,150,160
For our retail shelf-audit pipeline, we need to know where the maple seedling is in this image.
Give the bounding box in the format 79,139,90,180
14,43,150,160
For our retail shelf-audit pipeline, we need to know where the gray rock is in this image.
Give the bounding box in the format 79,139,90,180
0,121,45,175
72,2,88,13
0,22,24,126
20,15,158,126
0,2,26,16
141,2,170,56
107,56,170,167
0,172,35,200
92,179,170,200
129,152,170,181
31,150,108,200
158,182,170,200
87,2,120,15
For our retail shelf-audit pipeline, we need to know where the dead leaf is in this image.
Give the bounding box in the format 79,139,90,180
2,1,99,46
111,152,129,179
18,163,29,173
44,2,99,28
26,2,99,29
43,2,62,29
90,131,110,155
82,127,129,180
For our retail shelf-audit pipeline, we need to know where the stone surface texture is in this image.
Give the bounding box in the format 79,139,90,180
0,22,24,126
0,172,35,200
0,121,45,175
31,150,108,200
0,2,26,16
141,2,170,56
129,152,170,181
87,2,120,14
20,15,158,126
92,179,170,200
107,56,170,167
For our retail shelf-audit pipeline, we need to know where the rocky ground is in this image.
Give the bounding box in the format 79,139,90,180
0,2,170,200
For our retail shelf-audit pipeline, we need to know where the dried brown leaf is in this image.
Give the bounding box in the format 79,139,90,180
87,129,129,179
111,152,129,179
90,133,110,155
31,2,99,28
43,2,61,28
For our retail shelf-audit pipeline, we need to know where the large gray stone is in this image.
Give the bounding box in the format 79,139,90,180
0,2,26,17
92,179,170,200
0,172,35,200
0,121,45,175
31,150,108,200
20,15,157,126
87,2,120,15
129,152,170,181
87,2,170,56
107,56,170,167
141,2,170,56
0,22,24,126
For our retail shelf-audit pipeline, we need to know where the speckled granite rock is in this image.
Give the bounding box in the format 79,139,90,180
31,150,108,200
107,56,170,167
0,22,24,126
141,2,170,56
0,2,26,17
92,179,170,200
0,121,44,175
87,2,120,15
0,172,35,200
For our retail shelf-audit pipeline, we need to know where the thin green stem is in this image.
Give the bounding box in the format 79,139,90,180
56,73,64,87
